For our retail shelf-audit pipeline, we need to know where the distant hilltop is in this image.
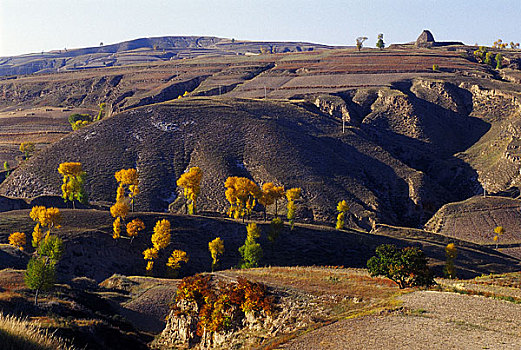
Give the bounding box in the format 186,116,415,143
0,36,344,76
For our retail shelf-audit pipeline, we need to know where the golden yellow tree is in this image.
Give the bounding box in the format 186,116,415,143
444,243,457,279
336,200,349,229
143,248,158,271
111,168,139,241
258,183,285,221
176,167,203,215
19,142,35,160
126,218,145,243
225,176,261,221
58,162,88,208
113,217,122,239
29,206,61,239
110,200,130,240
208,237,225,272
71,120,90,130
166,250,189,276
493,226,505,249
493,39,508,49
143,219,172,272
9,232,26,250
32,224,44,248
152,219,171,250
286,188,301,229
110,201,129,219
115,168,139,211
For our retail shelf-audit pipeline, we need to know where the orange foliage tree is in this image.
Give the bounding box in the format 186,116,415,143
8,232,26,250
126,218,145,243
176,167,203,215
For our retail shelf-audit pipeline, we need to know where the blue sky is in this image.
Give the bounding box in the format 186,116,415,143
1,0,520,56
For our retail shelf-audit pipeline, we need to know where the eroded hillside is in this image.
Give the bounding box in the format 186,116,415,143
0,90,487,228
2,42,521,230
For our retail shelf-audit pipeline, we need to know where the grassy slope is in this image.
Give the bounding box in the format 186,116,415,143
0,313,74,350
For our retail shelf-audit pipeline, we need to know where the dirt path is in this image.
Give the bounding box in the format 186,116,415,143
282,291,521,350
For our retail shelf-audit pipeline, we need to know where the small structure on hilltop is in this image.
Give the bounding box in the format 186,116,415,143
416,30,436,48
412,30,463,48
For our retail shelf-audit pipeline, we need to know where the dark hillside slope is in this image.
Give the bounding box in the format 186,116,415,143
0,97,489,228
0,210,518,282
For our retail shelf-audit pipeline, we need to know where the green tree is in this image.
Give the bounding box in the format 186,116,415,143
367,244,433,289
239,223,263,268
484,51,494,66
495,53,503,69
25,235,64,305
3,161,10,176
376,33,385,50
268,217,283,245
58,162,88,208
25,257,56,306
95,103,106,121
68,113,92,130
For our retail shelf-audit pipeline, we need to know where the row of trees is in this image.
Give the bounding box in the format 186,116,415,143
6,161,468,290
474,46,506,69
492,39,520,50
58,162,353,233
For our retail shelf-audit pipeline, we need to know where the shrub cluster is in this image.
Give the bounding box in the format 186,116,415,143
175,274,273,336
367,244,433,289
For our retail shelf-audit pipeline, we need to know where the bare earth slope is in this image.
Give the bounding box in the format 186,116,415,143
283,291,521,350
0,36,338,76
424,196,521,259
0,94,490,227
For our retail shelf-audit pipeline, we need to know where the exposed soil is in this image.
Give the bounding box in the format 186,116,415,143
282,291,521,350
